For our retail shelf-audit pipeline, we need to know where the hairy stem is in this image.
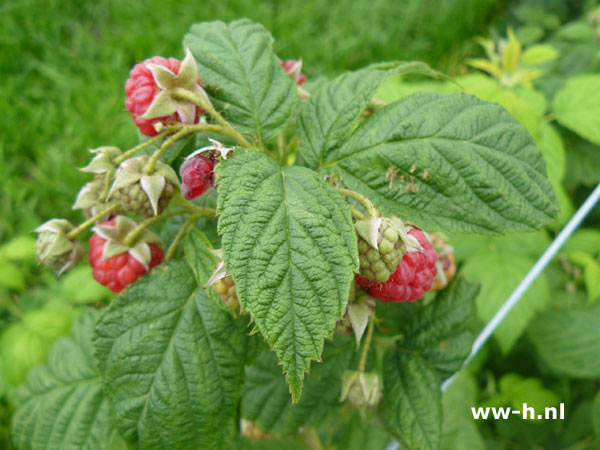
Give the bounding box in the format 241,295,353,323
358,315,376,373
114,132,169,165
336,188,379,219
350,207,367,221
123,209,185,247
171,87,251,148
67,204,120,239
165,214,201,260
143,128,190,175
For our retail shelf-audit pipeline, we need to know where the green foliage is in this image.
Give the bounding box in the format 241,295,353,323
528,303,600,378
241,336,356,434
217,151,358,402
1,308,75,387
298,62,440,168
185,20,298,145
553,74,600,145
380,278,478,448
3,5,583,449
460,233,550,353
441,371,484,450
94,262,248,449
11,310,125,450
318,91,558,233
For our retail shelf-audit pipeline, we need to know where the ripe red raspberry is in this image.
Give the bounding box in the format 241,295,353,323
125,56,202,136
280,59,306,86
88,225,163,293
179,154,215,200
356,229,438,302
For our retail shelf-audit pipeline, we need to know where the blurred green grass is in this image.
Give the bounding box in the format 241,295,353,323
0,0,502,241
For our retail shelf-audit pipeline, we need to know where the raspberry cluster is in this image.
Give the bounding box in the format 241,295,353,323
88,221,163,293
356,229,438,302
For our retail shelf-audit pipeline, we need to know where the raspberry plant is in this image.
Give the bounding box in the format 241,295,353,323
17,18,559,450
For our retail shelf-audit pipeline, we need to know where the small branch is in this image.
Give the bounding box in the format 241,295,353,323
123,209,187,247
165,214,201,260
144,128,190,175
336,188,379,219
350,207,366,221
67,204,120,239
358,315,376,373
114,132,169,165
171,88,252,149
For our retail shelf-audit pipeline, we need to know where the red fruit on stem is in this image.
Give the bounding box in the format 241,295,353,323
125,56,203,136
355,228,438,303
88,223,164,293
179,155,215,200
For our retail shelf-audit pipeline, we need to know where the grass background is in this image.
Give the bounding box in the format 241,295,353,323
0,0,503,241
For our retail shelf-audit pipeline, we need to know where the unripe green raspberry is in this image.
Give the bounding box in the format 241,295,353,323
213,275,240,310
357,218,405,282
114,180,175,218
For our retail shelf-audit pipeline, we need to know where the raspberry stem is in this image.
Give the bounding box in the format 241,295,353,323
114,132,169,165
165,213,201,260
170,87,251,149
350,207,366,221
335,188,379,219
144,128,190,175
358,315,375,373
66,203,120,240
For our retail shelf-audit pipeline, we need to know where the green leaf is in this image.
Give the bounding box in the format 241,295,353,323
528,303,600,378
0,259,25,291
536,122,565,184
58,265,111,304
94,261,248,449
462,248,549,353
331,410,389,450
441,371,485,450
521,44,559,65
184,228,218,285
380,350,441,450
298,62,440,168
217,151,358,402
554,74,600,145
11,310,126,450
1,309,73,386
321,91,558,233
402,277,478,377
380,278,477,449
562,229,600,255
241,336,356,435
184,19,298,145
0,236,36,261
498,373,560,415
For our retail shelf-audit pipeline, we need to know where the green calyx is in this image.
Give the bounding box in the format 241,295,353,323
34,219,84,274
109,155,180,218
